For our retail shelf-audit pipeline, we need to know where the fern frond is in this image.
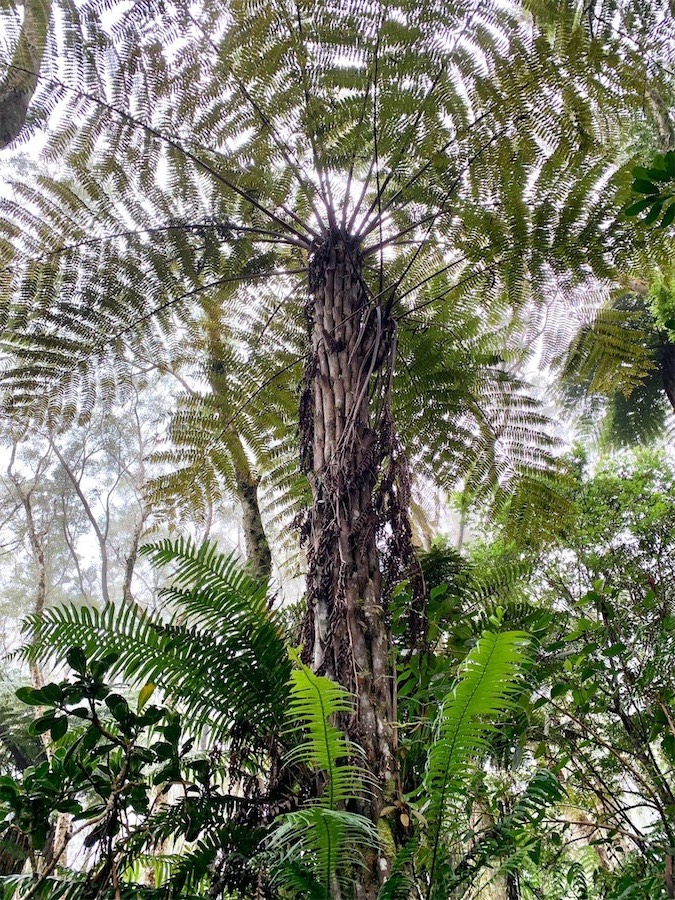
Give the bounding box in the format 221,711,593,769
377,843,417,900
268,807,378,898
268,662,377,896
22,540,290,741
284,663,369,809
422,629,530,896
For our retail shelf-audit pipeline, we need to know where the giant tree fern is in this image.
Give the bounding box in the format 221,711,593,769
0,1,670,891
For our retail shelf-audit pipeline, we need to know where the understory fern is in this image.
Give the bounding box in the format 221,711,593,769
422,628,530,898
21,538,291,742
268,662,378,897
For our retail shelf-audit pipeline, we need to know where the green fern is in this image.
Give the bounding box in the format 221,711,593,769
0,0,662,541
268,662,378,897
421,628,530,898
22,538,291,742
376,843,416,900
283,664,370,809
269,808,378,898
559,286,674,449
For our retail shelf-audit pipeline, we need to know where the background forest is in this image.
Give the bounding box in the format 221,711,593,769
0,0,675,897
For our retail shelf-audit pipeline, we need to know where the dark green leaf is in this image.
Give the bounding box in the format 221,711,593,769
32,714,56,735
40,683,64,704
632,179,659,194
50,717,68,741
624,197,658,217
82,724,100,751
646,167,671,182
643,202,663,226
660,203,675,229
15,686,45,706
66,647,88,675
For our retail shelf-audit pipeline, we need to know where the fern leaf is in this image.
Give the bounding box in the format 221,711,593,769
268,661,377,896
423,628,530,896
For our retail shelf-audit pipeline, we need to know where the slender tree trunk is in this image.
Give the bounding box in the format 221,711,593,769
122,511,148,606
8,466,71,871
647,86,675,151
204,337,273,581
0,0,52,147
506,869,521,900
49,438,111,605
231,455,272,581
300,230,400,893
646,88,675,426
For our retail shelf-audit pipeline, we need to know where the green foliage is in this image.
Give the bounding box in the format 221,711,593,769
283,664,369,810
649,275,675,341
0,0,673,895
421,626,530,897
478,450,675,896
268,662,377,896
0,678,44,777
560,290,673,448
0,0,660,540
22,538,291,746
2,540,576,899
269,809,378,898
627,151,675,228
0,651,188,864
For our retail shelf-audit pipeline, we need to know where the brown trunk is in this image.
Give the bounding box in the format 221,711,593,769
0,0,52,148
300,231,399,893
647,86,675,151
122,512,148,607
10,468,70,871
232,455,272,581
666,852,675,898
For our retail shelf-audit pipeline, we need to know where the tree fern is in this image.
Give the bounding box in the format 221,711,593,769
0,2,670,891
559,289,674,447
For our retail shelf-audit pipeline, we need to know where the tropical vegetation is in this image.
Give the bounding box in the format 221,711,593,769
0,0,674,896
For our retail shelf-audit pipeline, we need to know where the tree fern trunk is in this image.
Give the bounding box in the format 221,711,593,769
300,230,397,891
232,455,272,581
205,341,272,581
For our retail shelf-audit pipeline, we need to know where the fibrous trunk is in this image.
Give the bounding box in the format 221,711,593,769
300,230,400,888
